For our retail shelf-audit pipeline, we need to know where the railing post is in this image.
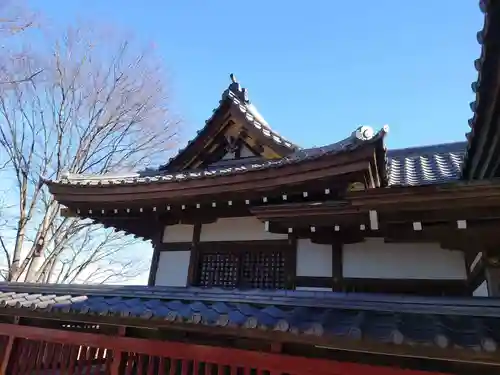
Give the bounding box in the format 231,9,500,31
110,326,126,375
0,317,19,375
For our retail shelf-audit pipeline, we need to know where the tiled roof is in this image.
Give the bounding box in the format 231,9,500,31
462,1,498,178
49,125,388,187
48,132,467,189
0,283,499,353
387,142,466,187
162,78,299,171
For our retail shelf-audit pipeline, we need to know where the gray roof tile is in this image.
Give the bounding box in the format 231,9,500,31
387,142,466,186
51,125,388,187
49,137,467,189
0,283,499,353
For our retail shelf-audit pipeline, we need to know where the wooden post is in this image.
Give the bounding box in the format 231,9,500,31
332,241,344,292
187,223,202,286
285,235,297,290
110,326,126,375
148,228,163,286
0,317,19,375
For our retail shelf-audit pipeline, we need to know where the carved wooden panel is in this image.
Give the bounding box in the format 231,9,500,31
197,241,290,289
199,252,239,287
240,251,285,289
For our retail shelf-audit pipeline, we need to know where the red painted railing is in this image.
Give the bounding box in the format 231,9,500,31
0,323,451,375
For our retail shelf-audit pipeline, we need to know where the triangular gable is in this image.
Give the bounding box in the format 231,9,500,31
161,74,299,172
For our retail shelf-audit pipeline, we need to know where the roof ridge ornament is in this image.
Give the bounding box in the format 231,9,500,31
226,73,250,104
352,124,389,142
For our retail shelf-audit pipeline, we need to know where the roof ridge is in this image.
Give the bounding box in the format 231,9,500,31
388,141,467,157
159,74,299,171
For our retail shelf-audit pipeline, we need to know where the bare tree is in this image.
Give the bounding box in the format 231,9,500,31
0,0,40,85
0,24,179,283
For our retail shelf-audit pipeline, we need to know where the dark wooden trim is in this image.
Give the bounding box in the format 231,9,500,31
147,226,164,286
110,326,126,375
0,316,18,375
198,239,291,248
295,276,332,289
156,242,193,251
332,241,343,291
147,246,161,287
485,267,500,296
234,139,242,159
187,223,202,286
285,235,297,290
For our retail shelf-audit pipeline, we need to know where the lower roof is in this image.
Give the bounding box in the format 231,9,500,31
0,283,499,361
49,136,466,190
387,141,466,187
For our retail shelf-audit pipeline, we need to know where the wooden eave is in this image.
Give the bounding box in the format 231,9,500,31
251,180,500,220
346,179,500,209
249,183,500,250
48,144,381,207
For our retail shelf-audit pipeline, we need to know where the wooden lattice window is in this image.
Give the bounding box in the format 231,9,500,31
197,242,290,289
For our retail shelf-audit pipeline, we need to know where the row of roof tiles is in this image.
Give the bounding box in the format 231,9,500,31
0,284,499,353
53,138,465,189
52,125,388,186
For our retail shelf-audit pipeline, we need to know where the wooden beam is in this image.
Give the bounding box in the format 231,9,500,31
187,223,202,286
285,235,297,290
332,241,343,292
147,231,163,287
0,316,18,375
0,323,455,375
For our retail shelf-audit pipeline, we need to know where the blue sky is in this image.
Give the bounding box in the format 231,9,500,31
29,0,482,151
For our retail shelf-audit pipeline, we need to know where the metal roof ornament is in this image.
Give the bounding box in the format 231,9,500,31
227,73,250,103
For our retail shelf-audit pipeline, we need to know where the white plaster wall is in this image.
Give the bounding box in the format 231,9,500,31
240,145,255,158
473,280,489,297
155,251,191,287
200,217,288,242
162,224,193,243
343,238,467,279
296,239,332,277
222,151,235,160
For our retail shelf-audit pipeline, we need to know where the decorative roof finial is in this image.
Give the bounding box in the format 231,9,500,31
225,72,250,104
